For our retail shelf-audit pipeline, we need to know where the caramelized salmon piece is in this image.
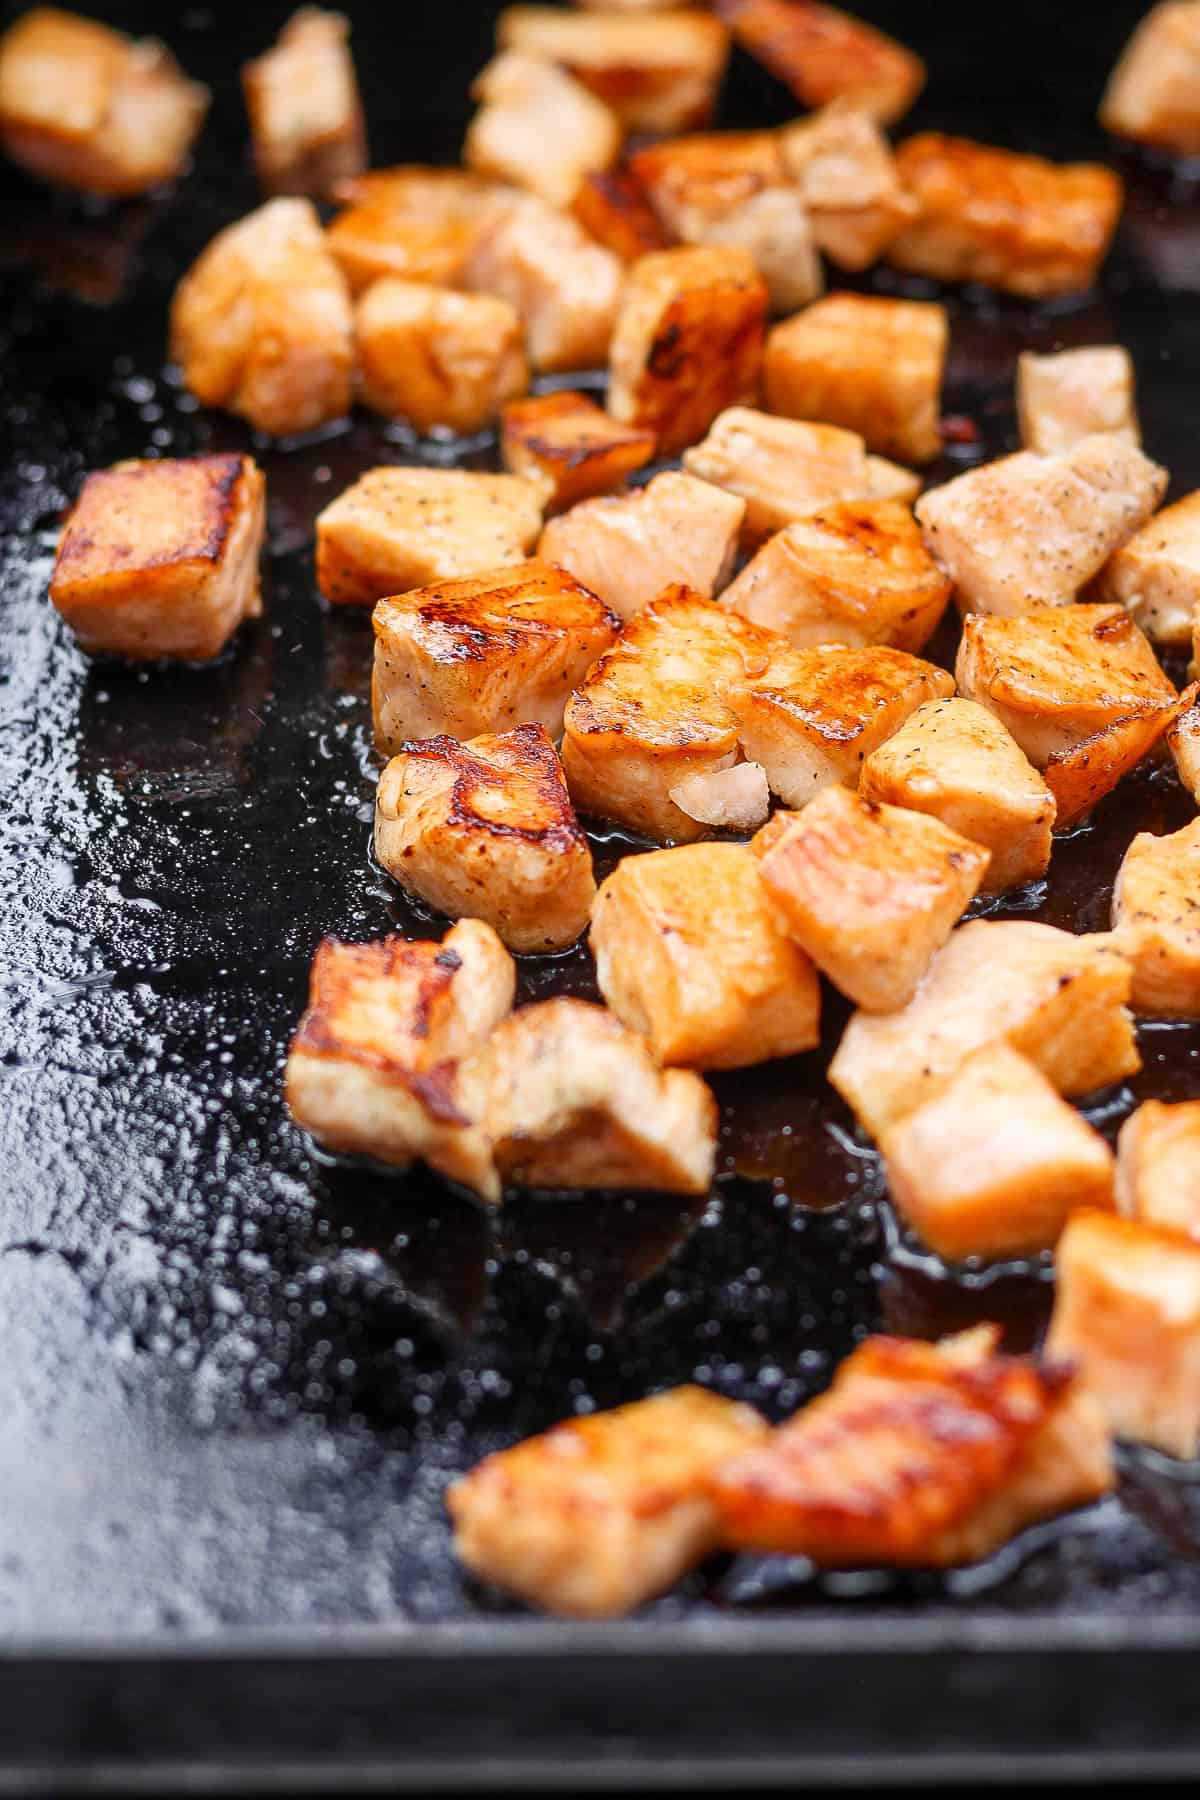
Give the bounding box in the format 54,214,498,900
779,100,918,270
465,49,621,210
1096,490,1200,646
500,390,655,513
715,0,924,125
0,6,208,197
242,7,364,198
1113,817,1200,1015
539,470,745,619
371,559,619,754
448,1387,767,1617
375,724,595,954
888,133,1124,299
829,918,1139,1139
50,454,264,663
607,245,769,456
859,698,1055,893
283,921,516,1199
355,280,528,434
169,197,353,438
316,469,545,608
572,165,674,262
1016,346,1139,458
765,292,947,466
1117,1099,1200,1241
880,1043,1115,1262
591,841,821,1069
720,500,952,652
1101,2,1200,155
464,191,624,373
326,166,508,294
753,788,988,1012
1048,1209,1200,1460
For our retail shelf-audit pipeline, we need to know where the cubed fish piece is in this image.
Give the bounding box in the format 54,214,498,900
355,280,528,435
1168,691,1200,797
327,166,508,294
779,100,918,270
375,723,595,954
465,191,624,373
1016,346,1139,458
1101,1,1200,155
500,389,655,512
371,558,619,753
715,0,924,125
765,292,947,466
1048,1209,1200,1460
316,468,545,608
1113,817,1200,1015
448,1387,767,1617
859,698,1055,893
571,164,673,261
607,245,769,456
1117,1099,1200,1241
1096,490,1200,646
50,453,264,663
829,918,1139,1139
242,7,364,198
465,49,621,210
591,841,821,1068
880,1043,1114,1262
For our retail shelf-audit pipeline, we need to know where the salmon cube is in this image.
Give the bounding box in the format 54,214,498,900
1168,691,1200,798
465,50,621,210
1048,1210,1200,1459
590,841,821,1068
371,559,619,754
828,918,1140,1139
764,292,948,466
715,0,924,125
448,1387,767,1617
859,698,1055,893
1101,1,1200,155
719,498,952,651
464,192,624,373
888,133,1124,299
375,724,595,954
283,921,516,1199
1117,1099,1200,1241
316,468,545,609
920,440,1168,618
682,410,920,546
0,6,208,198
779,100,918,270
355,280,528,435
326,166,508,294
1113,817,1200,1015
169,197,353,438
880,1043,1115,1262
500,389,654,513
752,788,989,1012
607,246,769,456
497,5,731,133
571,165,673,262
1016,346,1139,458
50,454,264,663
1096,490,1200,646
539,470,744,620
241,7,364,198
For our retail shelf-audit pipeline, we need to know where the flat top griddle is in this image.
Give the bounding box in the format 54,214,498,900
3,0,1200,1789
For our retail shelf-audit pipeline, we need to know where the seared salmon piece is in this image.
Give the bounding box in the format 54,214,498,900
1048,1209,1200,1460
375,724,595,954
753,788,988,1012
169,197,353,438
326,166,508,294
500,389,654,513
355,280,528,435
283,921,516,1199
715,0,924,125
881,1043,1114,1262
1101,2,1200,155
1117,1100,1200,1241
1168,691,1200,797
765,292,947,466
316,469,545,609
920,441,1168,617
242,7,364,198
572,165,673,262
371,559,619,753
720,499,952,652
591,841,821,1069
1096,490,1200,646
607,246,769,456
888,133,1124,299
467,995,719,1192
539,470,745,619
829,918,1139,1139
465,49,621,210
50,454,264,663
779,100,918,269
0,6,208,197
464,191,624,373
448,1387,767,1618
1016,347,1139,458
683,410,920,546
497,5,731,133
711,1330,1110,1566
1113,817,1200,1016
859,698,1055,893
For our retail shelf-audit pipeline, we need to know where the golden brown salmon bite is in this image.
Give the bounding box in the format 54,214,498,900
571,163,673,263
1101,2,1200,155
500,390,655,513
464,191,624,372
779,101,918,270
1016,346,1140,458
715,0,925,125
354,281,528,435
1113,817,1200,1016
1096,490,1200,646
464,49,621,210
241,7,365,199
326,166,512,293
1117,1099,1200,1242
